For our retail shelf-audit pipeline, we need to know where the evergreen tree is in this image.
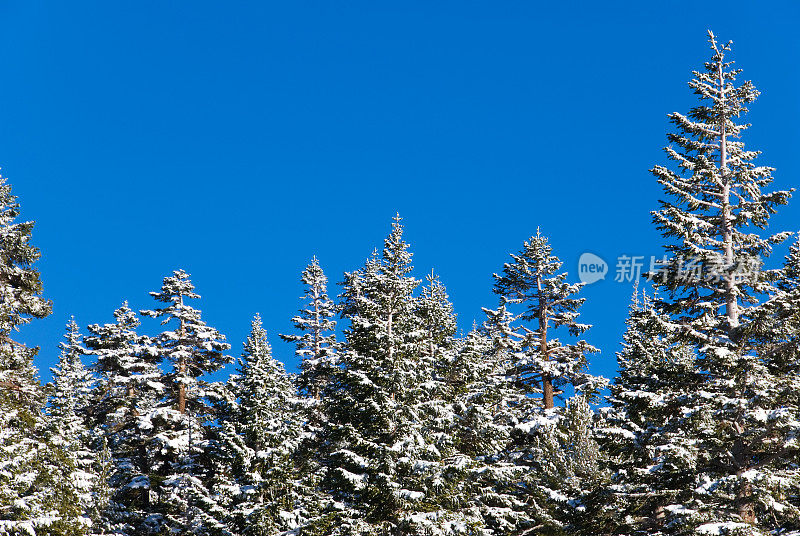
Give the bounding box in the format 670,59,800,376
0,174,56,536
280,256,338,402
754,235,800,365
83,302,162,536
85,302,162,427
314,216,474,535
141,271,230,415
139,270,231,536
646,32,797,533
278,258,343,533
446,322,528,535
488,230,605,533
416,271,457,363
599,291,702,534
89,438,113,536
219,315,306,536
46,318,97,535
492,229,600,409
514,395,603,535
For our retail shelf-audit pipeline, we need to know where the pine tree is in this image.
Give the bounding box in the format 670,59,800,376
492,229,600,409
446,322,528,534
139,270,231,536
280,256,338,402
646,31,798,533
88,438,113,536
46,318,97,535
0,174,55,536
86,302,162,426
279,258,341,531
754,235,800,365
314,216,475,535
141,271,230,415
219,314,306,536
488,230,605,533
416,271,457,363
414,274,487,535
514,395,603,535
84,302,162,536
599,291,702,534
0,176,52,337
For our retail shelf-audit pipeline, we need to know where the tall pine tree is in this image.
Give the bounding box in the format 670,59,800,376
84,302,163,536
0,174,55,536
218,314,306,536
314,216,475,535
47,318,97,536
646,31,797,533
492,229,600,409
139,270,231,536
600,290,701,534
280,256,338,402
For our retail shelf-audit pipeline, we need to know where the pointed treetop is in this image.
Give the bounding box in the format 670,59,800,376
149,269,200,303
242,313,271,367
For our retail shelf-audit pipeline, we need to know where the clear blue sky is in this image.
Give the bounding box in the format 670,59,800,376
2,1,799,383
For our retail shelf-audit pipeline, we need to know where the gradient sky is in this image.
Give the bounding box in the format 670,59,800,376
1,1,799,384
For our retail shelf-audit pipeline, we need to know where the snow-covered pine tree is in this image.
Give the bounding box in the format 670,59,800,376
278,257,340,527
0,174,56,536
492,229,600,409
517,395,604,536
83,302,163,536
647,31,797,533
413,271,458,454
218,314,306,536
0,176,52,336
86,302,162,425
141,271,230,416
416,271,457,363
490,230,605,533
314,216,475,535
599,290,702,534
139,270,231,536
280,256,338,402
89,438,113,536
412,273,487,533
752,235,800,369
46,318,97,535
445,321,528,535
778,234,800,290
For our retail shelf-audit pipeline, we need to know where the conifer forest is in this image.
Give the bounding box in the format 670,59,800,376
3,31,800,536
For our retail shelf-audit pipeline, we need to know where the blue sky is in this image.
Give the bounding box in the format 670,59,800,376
1,1,799,384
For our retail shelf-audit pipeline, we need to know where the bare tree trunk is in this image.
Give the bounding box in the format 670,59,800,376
178,358,186,414
539,333,554,410
178,293,187,415
718,52,738,330
537,275,553,409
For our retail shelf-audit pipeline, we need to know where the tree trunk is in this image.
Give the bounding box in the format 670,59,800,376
736,478,755,524
718,53,739,330
718,53,751,524
537,275,553,409
177,293,187,414
178,358,186,414
540,323,554,409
